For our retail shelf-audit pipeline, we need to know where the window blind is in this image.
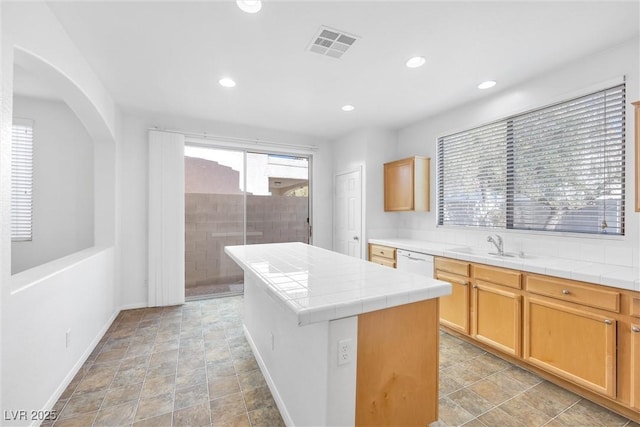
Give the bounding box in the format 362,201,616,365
12,118,33,242
438,121,508,228
438,84,625,235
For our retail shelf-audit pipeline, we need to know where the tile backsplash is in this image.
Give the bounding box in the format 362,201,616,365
394,227,637,268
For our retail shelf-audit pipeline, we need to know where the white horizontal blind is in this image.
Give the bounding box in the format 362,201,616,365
12,118,34,242
438,121,508,228
511,85,625,234
438,84,625,235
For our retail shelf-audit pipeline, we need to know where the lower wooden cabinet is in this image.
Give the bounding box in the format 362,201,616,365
523,296,617,398
435,256,640,420
632,321,640,410
436,270,470,334
472,282,521,357
368,244,396,268
435,258,470,334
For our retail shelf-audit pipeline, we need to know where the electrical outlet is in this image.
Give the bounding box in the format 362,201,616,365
337,338,352,365
65,329,71,348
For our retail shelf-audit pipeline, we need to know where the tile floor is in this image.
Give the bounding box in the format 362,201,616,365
45,296,284,427
436,331,638,427
46,296,639,427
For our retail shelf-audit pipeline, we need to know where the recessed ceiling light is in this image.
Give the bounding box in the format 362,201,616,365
405,56,426,68
236,0,262,13
341,105,355,112
478,80,497,90
219,77,236,88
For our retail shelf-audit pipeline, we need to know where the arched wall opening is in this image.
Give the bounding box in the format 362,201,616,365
10,47,116,275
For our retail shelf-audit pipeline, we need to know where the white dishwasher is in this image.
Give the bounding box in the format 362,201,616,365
396,249,434,277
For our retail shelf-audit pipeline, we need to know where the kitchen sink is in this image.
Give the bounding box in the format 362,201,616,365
448,247,517,258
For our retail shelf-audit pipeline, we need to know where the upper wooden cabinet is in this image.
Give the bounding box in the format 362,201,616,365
634,101,640,212
383,156,430,212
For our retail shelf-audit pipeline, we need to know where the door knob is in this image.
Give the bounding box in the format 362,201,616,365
353,236,359,241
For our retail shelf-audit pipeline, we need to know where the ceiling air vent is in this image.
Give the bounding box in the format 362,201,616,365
307,26,359,59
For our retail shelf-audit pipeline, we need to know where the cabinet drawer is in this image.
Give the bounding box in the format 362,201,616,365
434,258,470,276
370,256,395,268
369,244,396,260
526,275,620,313
474,264,521,289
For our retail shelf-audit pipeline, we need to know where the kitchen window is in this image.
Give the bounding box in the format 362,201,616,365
11,118,34,242
437,84,625,235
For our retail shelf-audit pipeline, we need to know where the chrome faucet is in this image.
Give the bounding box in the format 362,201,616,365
487,234,504,256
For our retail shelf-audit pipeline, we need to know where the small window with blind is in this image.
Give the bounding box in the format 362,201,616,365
12,118,34,242
438,84,625,235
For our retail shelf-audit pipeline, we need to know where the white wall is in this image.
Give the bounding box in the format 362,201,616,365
332,127,400,248
12,95,95,274
1,2,120,422
119,112,333,309
395,38,639,266
242,270,358,426
4,249,117,425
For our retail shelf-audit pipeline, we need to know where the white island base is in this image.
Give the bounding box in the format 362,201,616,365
226,243,450,427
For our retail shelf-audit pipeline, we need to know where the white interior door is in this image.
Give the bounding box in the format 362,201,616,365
334,168,363,258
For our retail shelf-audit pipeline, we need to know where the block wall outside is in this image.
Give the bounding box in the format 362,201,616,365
185,193,309,289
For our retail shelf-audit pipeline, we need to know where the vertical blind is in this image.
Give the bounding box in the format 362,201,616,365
438,84,625,235
11,118,34,242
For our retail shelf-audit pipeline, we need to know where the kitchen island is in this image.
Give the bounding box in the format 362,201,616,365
225,242,451,427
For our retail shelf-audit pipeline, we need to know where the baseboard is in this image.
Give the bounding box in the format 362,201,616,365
119,302,149,311
243,325,294,427
36,308,120,427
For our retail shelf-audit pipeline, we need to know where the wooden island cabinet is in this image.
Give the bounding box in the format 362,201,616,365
435,256,640,422
225,243,451,427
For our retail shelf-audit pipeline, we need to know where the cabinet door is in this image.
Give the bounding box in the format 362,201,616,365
632,322,640,410
472,281,521,356
436,271,469,335
524,296,616,397
384,158,414,211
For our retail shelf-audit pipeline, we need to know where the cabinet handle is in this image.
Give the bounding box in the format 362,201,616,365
604,319,613,325
473,285,478,289
462,281,469,286
632,326,640,333
562,289,570,295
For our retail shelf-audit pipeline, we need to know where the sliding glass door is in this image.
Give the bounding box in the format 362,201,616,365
245,152,309,246
184,145,310,300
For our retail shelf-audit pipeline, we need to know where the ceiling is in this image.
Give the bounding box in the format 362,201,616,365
41,1,639,139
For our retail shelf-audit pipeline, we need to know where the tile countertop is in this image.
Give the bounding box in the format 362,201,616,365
369,238,640,292
224,242,452,326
